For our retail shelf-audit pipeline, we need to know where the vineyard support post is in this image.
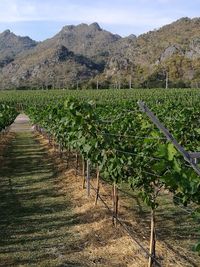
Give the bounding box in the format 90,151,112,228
94,168,100,206
66,147,70,169
86,160,90,197
53,138,56,149
112,182,119,227
82,159,86,189
59,143,62,158
75,152,78,176
50,134,53,147
148,208,156,267
52,137,55,149
165,71,169,89
129,76,132,89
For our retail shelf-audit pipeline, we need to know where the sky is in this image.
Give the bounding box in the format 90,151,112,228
0,0,199,41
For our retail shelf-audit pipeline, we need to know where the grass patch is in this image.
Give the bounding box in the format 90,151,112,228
0,130,81,267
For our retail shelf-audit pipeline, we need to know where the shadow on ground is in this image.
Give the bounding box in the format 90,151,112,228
0,131,89,267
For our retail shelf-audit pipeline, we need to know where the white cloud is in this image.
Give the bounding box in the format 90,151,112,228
0,0,174,28
0,0,37,22
0,0,198,33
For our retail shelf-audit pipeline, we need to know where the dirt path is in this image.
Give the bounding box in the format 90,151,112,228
0,115,81,267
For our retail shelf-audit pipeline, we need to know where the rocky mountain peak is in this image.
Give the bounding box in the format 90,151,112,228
1,29,11,36
89,22,101,31
176,17,191,23
47,22,122,62
126,34,137,40
61,25,75,32
61,22,102,33
0,30,37,68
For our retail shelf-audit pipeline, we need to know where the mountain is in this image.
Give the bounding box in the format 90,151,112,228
0,30,37,68
0,44,101,89
99,17,200,88
0,23,122,89
28,22,121,67
51,22,121,63
1,18,200,89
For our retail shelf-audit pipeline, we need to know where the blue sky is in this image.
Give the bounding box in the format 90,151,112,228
0,0,199,41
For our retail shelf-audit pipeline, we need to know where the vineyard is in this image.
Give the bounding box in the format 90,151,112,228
0,88,200,266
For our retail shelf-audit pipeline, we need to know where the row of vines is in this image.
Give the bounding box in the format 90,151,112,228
0,103,18,131
0,88,200,265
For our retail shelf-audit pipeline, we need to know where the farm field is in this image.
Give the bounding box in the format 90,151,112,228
0,88,200,266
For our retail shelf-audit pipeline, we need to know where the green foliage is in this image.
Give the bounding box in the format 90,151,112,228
21,89,200,212
1,88,200,251
0,104,18,131
1,88,200,209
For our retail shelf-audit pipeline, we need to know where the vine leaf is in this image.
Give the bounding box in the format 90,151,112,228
167,143,177,161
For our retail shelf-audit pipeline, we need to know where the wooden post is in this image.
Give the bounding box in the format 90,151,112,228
50,135,53,146
82,159,86,189
53,139,56,149
66,147,70,169
59,143,63,158
112,182,119,226
148,208,156,267
118,81,121,90
94,168,100,206
165,71,169,89
86,160,90,197
75,152,78,176
129,76,132,89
